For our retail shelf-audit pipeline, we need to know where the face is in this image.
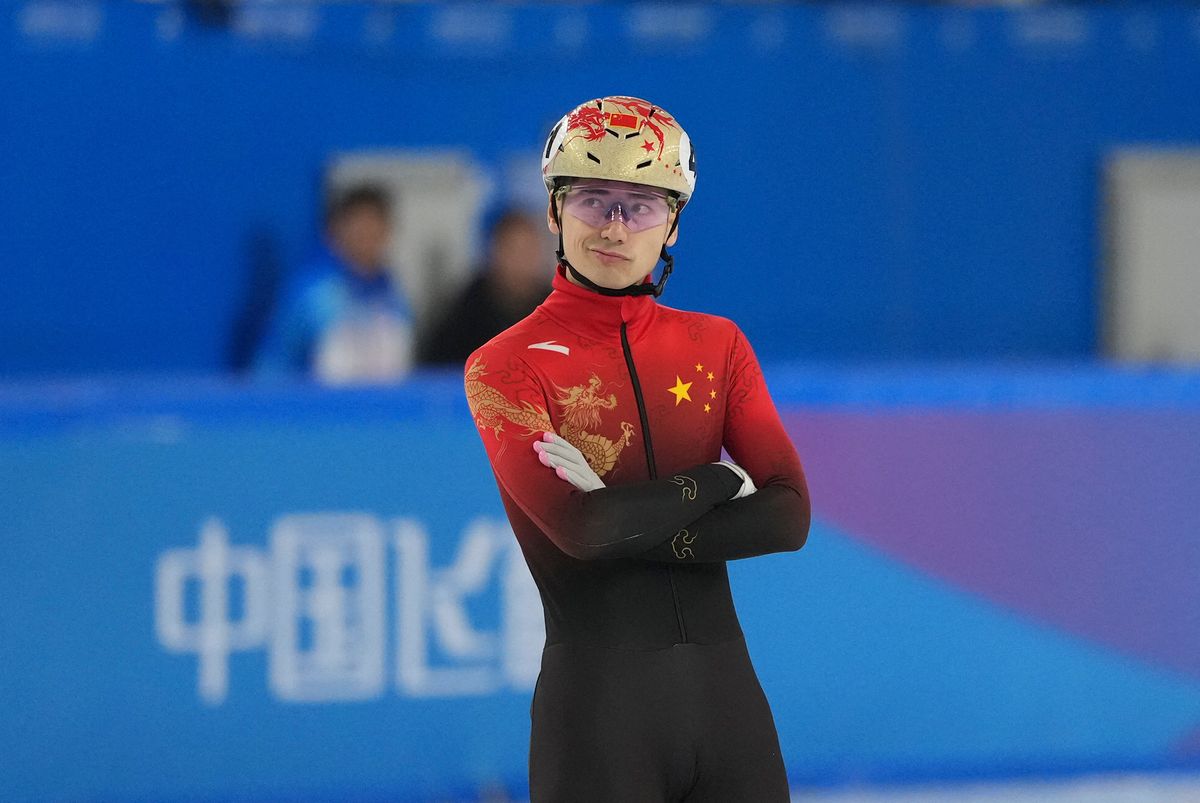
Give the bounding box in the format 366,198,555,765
547,179,678,291
330,205,392,277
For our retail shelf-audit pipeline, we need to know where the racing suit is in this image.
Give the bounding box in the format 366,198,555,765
465,266,810,802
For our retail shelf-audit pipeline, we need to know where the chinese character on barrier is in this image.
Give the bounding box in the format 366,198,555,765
154,514,543,705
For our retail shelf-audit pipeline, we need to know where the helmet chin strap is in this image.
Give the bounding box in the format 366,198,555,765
552,194,679,299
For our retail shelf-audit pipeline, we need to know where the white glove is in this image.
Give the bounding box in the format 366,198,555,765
533,432,605,492
716,460,757,499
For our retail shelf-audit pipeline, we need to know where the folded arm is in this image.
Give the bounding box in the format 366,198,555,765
641,327,810,562
466,351,744,561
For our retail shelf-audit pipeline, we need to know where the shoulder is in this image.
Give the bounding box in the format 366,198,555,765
464,309,553,377
283,264,345,302
481,308,554,351
654,304,743,343
294,254,342,285
652,304,761,375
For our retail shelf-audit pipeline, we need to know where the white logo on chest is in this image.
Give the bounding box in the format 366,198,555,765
527,340,570,356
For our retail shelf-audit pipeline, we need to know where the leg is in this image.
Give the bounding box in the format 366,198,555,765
529,643,684,803
681,640,790,803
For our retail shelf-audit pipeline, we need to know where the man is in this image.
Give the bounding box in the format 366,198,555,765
255,184,414,383
465,96,810,802
418,208,553,366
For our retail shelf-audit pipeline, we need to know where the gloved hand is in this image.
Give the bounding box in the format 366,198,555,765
716,460,756,500
533,432,605,492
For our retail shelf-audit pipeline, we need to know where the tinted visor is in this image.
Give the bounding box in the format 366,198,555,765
561,182,672,233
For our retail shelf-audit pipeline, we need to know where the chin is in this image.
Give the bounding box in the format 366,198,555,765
601,274,644,290
567,251,647,289
574,265,629,289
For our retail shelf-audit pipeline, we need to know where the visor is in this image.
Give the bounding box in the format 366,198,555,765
561,182,673,233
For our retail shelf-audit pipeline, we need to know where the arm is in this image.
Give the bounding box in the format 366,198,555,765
637,327,811,563
466,349,743,561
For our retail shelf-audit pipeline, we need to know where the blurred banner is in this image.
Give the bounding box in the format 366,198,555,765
3,2,1200,375
3,368,1200,800
1105,149,1200,362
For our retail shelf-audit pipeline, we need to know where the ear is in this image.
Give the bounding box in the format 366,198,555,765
546,198,561,235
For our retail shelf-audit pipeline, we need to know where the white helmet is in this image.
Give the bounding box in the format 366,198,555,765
542,96,696,206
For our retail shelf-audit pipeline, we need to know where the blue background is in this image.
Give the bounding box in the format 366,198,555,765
3,2,1199,375
5,2,1200,800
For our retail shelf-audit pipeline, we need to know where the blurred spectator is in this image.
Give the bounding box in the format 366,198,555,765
254,184,414,384
418,208,552,366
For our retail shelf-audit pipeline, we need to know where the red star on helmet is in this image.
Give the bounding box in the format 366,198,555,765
641,140,655,153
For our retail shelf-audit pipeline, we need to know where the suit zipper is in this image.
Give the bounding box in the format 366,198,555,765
620,322,688,643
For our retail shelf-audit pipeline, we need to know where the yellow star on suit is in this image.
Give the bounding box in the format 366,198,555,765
667,376,693,406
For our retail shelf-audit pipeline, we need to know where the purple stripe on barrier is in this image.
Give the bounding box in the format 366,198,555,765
784,409,1200,681
1175,726,1200,760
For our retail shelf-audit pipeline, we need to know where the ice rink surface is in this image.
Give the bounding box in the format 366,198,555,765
794,773,1200,803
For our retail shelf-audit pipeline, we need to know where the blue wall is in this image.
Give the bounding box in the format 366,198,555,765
3,2,1200,376
3,366,1200,801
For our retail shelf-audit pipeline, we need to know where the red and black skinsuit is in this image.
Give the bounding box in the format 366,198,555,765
465,266,811,802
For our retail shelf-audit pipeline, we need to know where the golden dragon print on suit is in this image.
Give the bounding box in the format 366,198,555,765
466,357,553,438
552,374,635,478
466,358,634,478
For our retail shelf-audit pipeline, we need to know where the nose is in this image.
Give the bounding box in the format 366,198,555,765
599,206,629,241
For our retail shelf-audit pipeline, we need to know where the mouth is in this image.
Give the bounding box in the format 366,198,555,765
590,248,628,264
